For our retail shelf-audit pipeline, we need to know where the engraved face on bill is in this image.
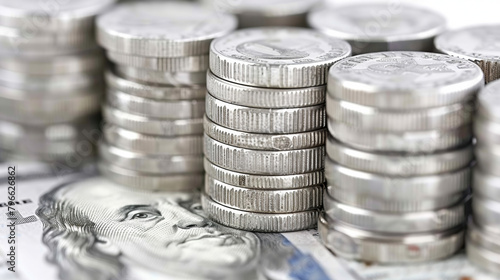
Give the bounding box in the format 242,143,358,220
329,52,483,91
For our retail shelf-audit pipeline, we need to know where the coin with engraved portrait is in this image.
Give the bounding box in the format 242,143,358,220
308,4,446,54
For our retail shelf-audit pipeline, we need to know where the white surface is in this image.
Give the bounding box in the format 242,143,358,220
326,0,500,29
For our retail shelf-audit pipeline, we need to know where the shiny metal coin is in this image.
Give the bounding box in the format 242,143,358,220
326,96,473,132
204,158,325,190
205,175,323,213
327,52,483,108
0,0,116,32
309,5,446,55
204,134,325,175
318,214,464,264
207,71,326,108
477,79,500,122
201,192,319,232
325,159,471,201
328,120,472,153
324,193,468,233
115,66,206,86
104,125,203,155
468,221,500,255
329,185,467,213
210,27,351,88
99,162,203,192
107,51,209,72
206,93,325,134
97,2,237,57
107,90,205,119
99,141,204,174
476,144,500,177
435,25,500,83
105,70,206,100
473,168,500,202
103,106,203,136
326,136,473,176
0,49,104,75
473,195,500,235
204,116,326,151
203,0,321,28
467,239,500,275
474,116,500,146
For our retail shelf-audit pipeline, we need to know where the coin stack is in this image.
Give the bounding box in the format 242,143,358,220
201,27,351,232
435,25,500,84
308,4,446,55
468,80,500,273
0,0,115,163
96,2,237,191
204,0,322,28
319,51,484,263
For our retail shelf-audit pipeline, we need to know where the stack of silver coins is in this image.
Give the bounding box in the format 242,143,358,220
96,2,237,191
0,0,115,163
435,25,500,84
204,0,322,28
201,27,351,232
308,4,446,55
319,51,484,263
468,80,500,273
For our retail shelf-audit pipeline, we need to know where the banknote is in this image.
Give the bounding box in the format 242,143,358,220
0,163,496,280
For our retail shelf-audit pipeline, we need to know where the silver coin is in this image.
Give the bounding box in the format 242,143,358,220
328,120,472,153
467,237,500,275
103,105,204,136
318,214,464,264
107,51,209,72
474,116,500,146
104,125,203,155
324,193,468,233
326,96,473,132
473,195,500,235
468,221,500,255
435,25,500,83
105,70,206,100
309,5,446,55
326,137,473,176
476,144,500,177
205,175,323,213
325,159,471,201
0,49,104,75
473,168,500,202
327,52,484,109
204,134,325,175
0,68,102,91
99,162,203,192
97,2,237,57
477,79,500,122
329,185,467,213
107,90,205,119
206,93,326,134
204,116,326,151
210,27,351,88
203,0,321,28
201,193,319,232
204,158,325,190
115,66,206,86
206,71,326,108
99,141,204,174
0,0,116,31
0,90,102,125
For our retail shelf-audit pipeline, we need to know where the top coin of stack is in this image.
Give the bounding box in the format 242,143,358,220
468,80,500,274
308,4,446,55
202,27,351,232
320,51,484,264
0,0,115,163
203,0,322,28
96,2,237,192
435,25,500,84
